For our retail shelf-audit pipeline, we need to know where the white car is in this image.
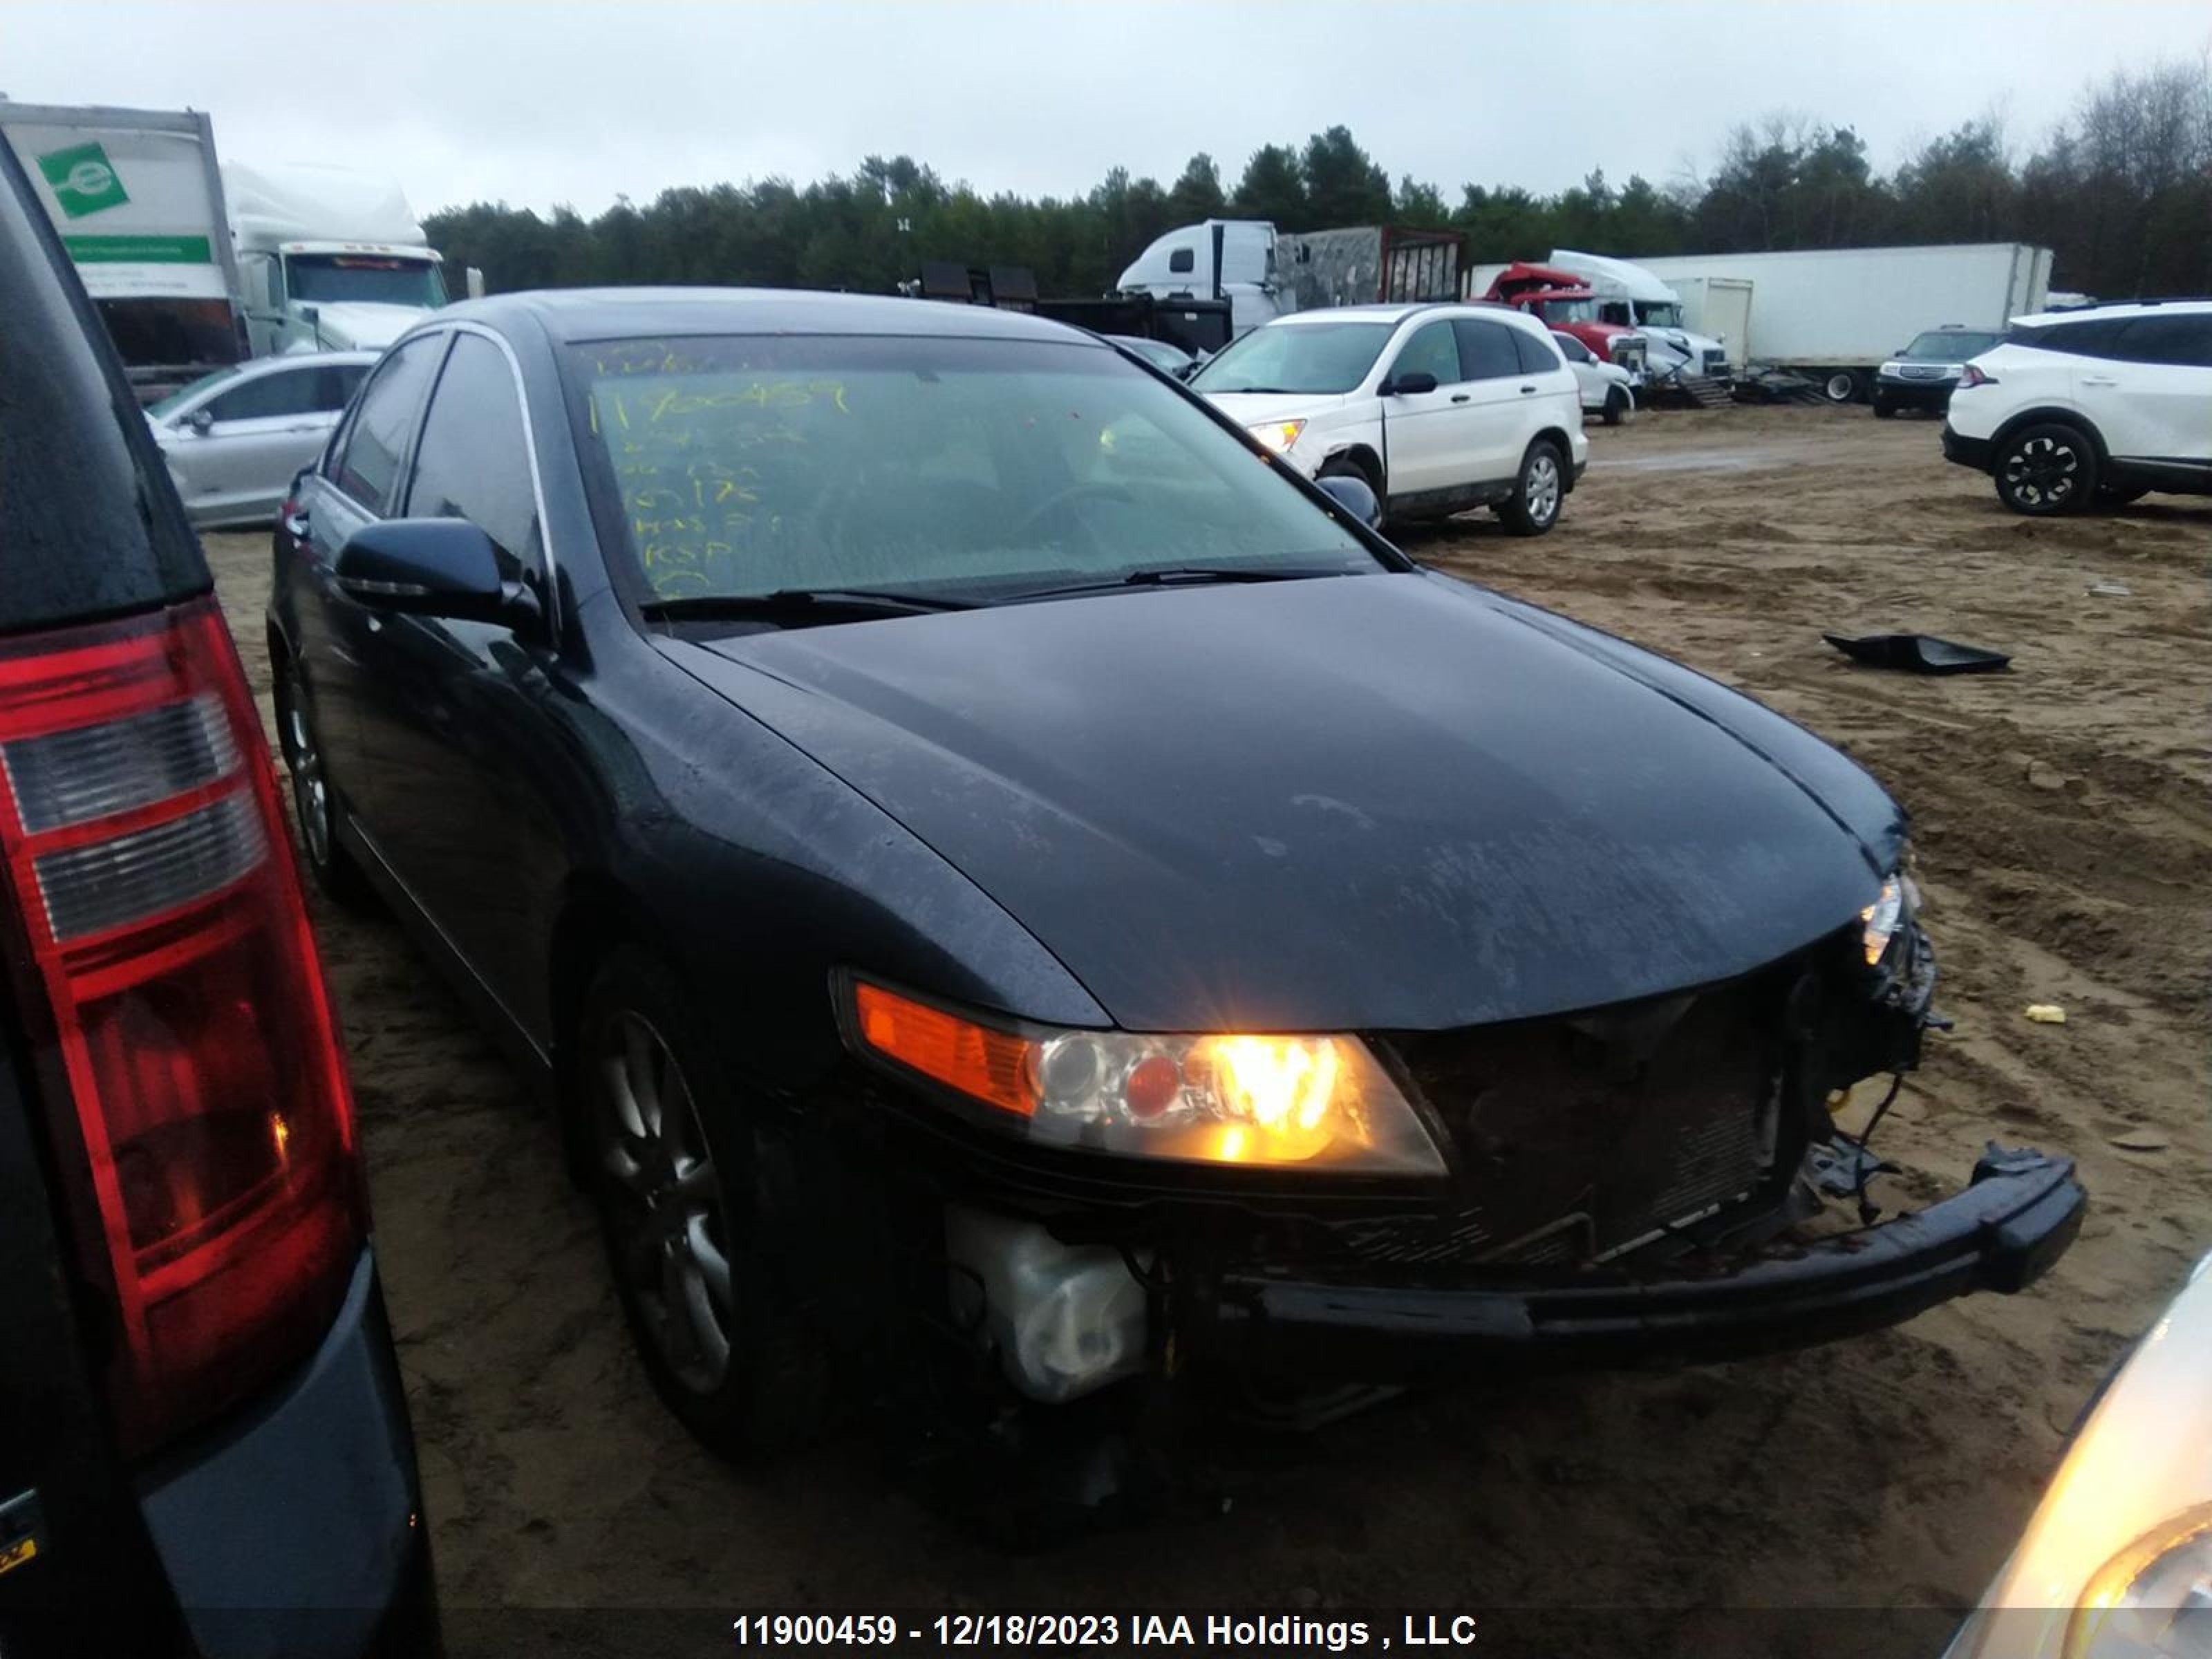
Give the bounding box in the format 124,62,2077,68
1944,301,2212,515
1191,303,1588,534
146,351,377,528
1549,328,1636,425
1944,1250,2212,1658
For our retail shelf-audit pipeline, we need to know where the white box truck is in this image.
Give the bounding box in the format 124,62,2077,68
0,100,248,397
1629,243,2053,402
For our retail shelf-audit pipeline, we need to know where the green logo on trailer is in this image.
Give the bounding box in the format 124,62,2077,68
37,141,130,218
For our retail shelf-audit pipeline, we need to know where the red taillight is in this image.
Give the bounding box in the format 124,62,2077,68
0,597,363,1455
1959,364,1994,388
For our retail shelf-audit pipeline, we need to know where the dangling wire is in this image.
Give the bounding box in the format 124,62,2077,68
1845,1073,1906,1225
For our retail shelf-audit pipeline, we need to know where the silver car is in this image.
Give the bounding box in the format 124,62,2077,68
146,351,377,527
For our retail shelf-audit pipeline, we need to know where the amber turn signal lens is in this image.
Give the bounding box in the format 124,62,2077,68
854,982,1037,1118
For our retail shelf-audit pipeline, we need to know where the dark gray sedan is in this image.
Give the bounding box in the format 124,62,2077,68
266,288,2081,1496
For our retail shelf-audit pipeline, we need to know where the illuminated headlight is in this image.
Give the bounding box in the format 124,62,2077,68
1860,867,1919,967
1246,419,1306,456
843,979,1445,1176
2068,1502,2212,1657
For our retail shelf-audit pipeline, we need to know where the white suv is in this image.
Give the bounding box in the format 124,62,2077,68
1945,301,2212,515
1191,303,1588,535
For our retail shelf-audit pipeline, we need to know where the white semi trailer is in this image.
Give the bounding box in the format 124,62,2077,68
1630,243,2054,403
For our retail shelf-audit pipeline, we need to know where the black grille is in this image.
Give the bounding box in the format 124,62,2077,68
1351,977,1785,1270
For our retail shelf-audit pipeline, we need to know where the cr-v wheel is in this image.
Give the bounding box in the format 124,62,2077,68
1497,440,1565,536
1994,422,2098,516
574,946,829,1460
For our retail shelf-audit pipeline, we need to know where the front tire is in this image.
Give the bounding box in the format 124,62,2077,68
1994,422,2099,516
1496,440,1566,536
276,659,375,911
1602,386,1631,427
1871,398,1896,419
572,946,830,1461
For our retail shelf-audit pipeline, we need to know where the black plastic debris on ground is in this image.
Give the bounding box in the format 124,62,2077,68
1822,632,2012,674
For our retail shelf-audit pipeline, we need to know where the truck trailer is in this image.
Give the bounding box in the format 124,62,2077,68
1628,243,2054,402
0,100,247,397
1116,219,1464,335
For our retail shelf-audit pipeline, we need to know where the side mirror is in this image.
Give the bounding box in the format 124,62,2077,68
1381,371,1438,397
187,407,216,435
1315,472,1382,530
336,519,532,627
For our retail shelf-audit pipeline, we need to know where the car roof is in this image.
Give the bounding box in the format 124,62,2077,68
2010,298,2212,327
433,287,1107,347
241,349,382,371
1266,301,1550,335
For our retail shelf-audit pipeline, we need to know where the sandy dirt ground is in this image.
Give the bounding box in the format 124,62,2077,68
204,403,2209,1654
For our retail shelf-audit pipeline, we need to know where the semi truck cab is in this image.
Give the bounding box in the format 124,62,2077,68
234,239,449,355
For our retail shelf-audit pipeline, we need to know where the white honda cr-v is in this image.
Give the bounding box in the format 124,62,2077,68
1944,301,2212,516
1192,303,1589,535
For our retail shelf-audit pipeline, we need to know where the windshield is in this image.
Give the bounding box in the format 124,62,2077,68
1535,296,1598,325
145,364,242,418
1634,301,1685,329
286,253,449,309
1190,321,1394,395
567,334,1380,606
1904,330,2001,362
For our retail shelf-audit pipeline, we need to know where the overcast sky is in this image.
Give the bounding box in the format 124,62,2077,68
6,1,2209,218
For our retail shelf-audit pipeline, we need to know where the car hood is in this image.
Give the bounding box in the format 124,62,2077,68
1200,390,1356,425
668,573,1904,1033
289,301,427,350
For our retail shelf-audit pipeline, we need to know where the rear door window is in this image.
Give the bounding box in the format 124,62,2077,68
2110,315,2212,369
206,366,328,423
0,142,204,632
1454,317,1526,380
402,334,543,577
2010,317,2126,359
1504,324,1563,376
331,335,446,514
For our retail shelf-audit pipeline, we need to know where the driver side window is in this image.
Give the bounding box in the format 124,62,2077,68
1389,321,1461,387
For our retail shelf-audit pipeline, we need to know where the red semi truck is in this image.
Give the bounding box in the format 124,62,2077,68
1479,262,1648,382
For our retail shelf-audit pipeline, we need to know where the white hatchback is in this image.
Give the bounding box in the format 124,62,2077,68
1192,303,1588,535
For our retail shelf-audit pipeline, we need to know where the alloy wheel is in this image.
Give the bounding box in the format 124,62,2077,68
284,675,333,869
1526,453,1562,525
2003,435,2080,509
596,1009,736,1394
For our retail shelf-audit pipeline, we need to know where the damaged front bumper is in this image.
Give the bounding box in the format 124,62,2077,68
1183,1145,2083,1385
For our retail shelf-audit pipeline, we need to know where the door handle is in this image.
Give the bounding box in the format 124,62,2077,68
2080,375,2118,387
1519,384,1537,395
1450,393,1470,404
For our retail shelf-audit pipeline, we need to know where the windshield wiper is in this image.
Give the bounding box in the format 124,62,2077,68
637,587,975,623
1002,565,1351,603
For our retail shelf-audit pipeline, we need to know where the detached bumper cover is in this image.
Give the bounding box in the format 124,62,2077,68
1942,423,1994,471
1199,1145,2083,1382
